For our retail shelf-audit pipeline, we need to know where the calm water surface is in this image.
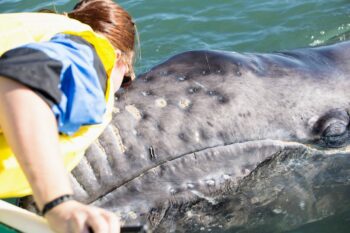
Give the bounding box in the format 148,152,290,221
0,0,349,232
1,0,349,73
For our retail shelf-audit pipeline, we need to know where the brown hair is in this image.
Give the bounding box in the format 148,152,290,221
68,0,136,83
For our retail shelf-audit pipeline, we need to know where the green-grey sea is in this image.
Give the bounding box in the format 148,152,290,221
1,0,350,74
1,0,350,232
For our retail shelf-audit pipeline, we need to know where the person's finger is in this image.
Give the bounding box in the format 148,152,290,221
70,211,88,233
101,210,120,233
86,211,109,233
81,225,91,233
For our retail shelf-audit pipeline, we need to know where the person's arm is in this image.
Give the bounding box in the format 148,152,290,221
0,76,120,233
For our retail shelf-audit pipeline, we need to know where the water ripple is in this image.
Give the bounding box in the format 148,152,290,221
0,0,349,73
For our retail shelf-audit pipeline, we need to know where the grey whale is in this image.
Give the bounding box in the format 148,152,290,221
24,41,350,232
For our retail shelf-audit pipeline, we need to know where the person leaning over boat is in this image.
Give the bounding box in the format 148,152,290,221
0,0,136,232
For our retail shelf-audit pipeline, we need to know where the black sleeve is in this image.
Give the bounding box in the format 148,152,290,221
0,47,63,106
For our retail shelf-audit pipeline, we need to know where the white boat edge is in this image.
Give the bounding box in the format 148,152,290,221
0,200,53,233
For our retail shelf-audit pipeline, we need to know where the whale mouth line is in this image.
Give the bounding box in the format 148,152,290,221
91,139,329,204
90,138,350,205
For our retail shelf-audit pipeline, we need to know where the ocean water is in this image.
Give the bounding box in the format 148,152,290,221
0,0,349,74
0,0,349,232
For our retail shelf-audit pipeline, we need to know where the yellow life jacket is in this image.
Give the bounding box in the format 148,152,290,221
0,13,116,198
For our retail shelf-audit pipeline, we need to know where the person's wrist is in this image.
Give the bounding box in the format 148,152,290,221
41,194,74,216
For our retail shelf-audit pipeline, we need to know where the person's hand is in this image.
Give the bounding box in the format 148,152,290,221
45,200,120,233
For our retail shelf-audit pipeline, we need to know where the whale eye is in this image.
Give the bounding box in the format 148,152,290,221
323,122,347,137
312,109,349,148
322,121,348,148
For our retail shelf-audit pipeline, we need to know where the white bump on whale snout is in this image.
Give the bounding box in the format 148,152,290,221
179,99,191,109
195,131,201,142
127,211,138,220
155,98,167,108
205,179,215,186
112,107,120,114
272,208,283,214
187,183,195,189
125,104,142,120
